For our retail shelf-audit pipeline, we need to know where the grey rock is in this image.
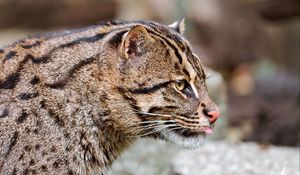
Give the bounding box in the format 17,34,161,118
170,141,299,175
107,139,298,175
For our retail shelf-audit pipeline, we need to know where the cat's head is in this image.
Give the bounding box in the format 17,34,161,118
105,20,220,149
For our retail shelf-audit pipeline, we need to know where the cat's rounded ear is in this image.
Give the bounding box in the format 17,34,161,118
120,25,153,59
168,18,185,35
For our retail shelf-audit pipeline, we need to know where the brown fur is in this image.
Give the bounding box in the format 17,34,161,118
0,20,218,175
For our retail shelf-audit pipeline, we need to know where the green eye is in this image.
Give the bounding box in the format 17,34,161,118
175,80,186,91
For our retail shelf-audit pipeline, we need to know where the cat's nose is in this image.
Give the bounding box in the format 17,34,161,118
203,109,220,124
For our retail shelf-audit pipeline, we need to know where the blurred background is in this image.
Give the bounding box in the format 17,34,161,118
0,0,299,174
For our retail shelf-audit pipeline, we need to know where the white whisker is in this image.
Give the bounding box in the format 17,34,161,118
136,120,176,124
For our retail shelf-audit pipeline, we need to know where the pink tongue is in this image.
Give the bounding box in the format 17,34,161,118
204,127,213,134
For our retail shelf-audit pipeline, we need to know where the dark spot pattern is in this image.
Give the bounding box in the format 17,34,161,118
72,155,77,162
23,53,50,64
31,55,50,64
35,144,41,151
45,82,66,89
50,145,56,152
0,108,9,118
23,168,29,175
24,145,32,152
21,41,41,49
18,153,24,160
40,100,46,108
52,161,59,168
19,92,38,100
68,170,75,175
29,159,35,166
5,51,17,60
24,127,30,133
16,111,28,124
41,151,47,156
5,131,19,158
0,72,20,89
30,76,40,85
33,128,39,134
11,168,17,175
174,63,179,69
48,109,64,127
41,165,47,172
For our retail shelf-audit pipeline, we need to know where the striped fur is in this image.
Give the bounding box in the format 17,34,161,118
0,20,218,175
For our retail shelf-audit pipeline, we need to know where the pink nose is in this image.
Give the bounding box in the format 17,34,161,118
207,111,220,124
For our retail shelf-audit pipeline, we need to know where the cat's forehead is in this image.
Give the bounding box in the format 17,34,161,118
150,23,205,79
145,21,187,48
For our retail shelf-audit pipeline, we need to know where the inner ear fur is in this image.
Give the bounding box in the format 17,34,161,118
120,25,154,59
168,18,185,35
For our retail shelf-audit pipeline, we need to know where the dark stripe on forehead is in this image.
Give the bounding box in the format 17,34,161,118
186,47,205,78
141,21,205,79
183,69,190,78
139,21,185,45
148,30,183,64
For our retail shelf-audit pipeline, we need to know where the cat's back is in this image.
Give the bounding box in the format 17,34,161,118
0,22,117,175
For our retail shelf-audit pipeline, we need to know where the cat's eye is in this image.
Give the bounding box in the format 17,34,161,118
174,79,195,97
175,80,186,91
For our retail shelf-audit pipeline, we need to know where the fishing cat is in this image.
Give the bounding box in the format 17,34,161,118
0,19,219,175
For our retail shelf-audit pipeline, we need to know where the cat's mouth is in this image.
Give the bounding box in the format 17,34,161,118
174,126,214,137
158,125,214,149
137,111,215,148
172,115,215,137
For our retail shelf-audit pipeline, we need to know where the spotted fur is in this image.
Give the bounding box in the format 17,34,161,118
0,20,219,175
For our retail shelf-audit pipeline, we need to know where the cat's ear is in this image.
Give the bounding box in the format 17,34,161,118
168,18,185,35
120,25,153,59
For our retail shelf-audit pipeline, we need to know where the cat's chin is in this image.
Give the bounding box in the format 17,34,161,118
160,131,206,149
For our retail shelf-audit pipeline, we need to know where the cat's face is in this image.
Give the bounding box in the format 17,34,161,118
112,20,220,148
